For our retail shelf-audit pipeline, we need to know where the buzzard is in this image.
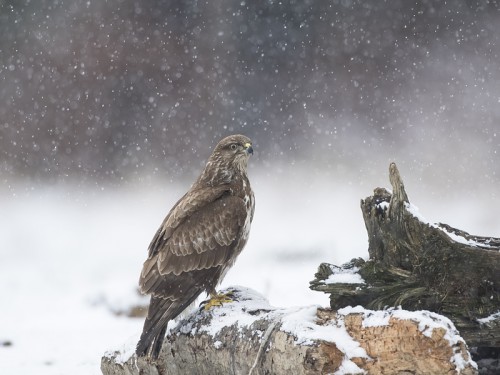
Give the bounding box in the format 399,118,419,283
136,134,255,359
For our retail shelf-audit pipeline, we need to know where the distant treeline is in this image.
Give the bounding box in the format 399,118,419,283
1,1,499,181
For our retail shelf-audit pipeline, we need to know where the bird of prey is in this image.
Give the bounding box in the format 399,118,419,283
136,134,255,359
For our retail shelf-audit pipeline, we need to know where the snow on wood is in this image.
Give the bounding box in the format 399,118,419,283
101,286,477,375
322,265,366,285
311,163,500,355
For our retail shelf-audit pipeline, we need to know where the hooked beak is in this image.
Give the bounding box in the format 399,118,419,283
244,142,254,155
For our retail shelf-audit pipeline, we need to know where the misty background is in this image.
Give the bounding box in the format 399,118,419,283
2,0,500,277
1,0,499,189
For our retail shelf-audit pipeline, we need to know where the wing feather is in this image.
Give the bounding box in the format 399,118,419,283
157,196,246,274
146,185,229,258
139,193,248,294
139,181,248,296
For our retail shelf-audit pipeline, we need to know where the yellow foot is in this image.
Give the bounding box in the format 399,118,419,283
202,291,235,310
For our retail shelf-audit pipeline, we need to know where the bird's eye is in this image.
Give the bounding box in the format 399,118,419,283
230,144,238,150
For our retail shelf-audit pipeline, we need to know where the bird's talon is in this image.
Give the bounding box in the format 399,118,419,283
202,292,235,310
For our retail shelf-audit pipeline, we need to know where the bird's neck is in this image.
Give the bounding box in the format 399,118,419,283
197,161,248,188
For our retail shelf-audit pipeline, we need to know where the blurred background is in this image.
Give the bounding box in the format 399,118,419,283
1,0,499,187
1,1,500,373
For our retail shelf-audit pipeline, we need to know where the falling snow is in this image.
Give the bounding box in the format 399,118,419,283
1,1,500,374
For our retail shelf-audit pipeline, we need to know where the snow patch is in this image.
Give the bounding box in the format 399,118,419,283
213,340,223,349
376,200,390,211
405,202,490,248
195,287,370,375
278,306,369,374
477,311,500,325
196,286,273,337
337,306,477,372
103,334,139,365
405,202,430,224
323,266,365,285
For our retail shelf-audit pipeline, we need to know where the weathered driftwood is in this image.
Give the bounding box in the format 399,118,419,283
101,287,477,375
310,163,500,352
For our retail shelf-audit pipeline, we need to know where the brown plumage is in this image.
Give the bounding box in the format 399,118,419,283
136,134,255,359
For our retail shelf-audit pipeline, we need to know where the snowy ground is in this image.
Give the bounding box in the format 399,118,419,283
1,171,498,374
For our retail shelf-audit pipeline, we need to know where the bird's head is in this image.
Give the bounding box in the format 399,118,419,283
201,134,254,184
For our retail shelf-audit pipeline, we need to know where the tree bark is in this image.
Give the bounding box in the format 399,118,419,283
310,163,500,360
101,287,477,375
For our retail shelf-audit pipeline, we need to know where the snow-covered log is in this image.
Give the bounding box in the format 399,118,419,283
310,162,500,371
101,286,477,375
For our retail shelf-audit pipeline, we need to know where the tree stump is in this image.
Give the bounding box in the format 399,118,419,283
101,287,477,375
310,163,500,373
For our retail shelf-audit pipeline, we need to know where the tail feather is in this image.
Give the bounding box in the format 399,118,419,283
136,324,166,358
136,292,202,358
136,323,168,358
136,268,220,358
136,297,178,358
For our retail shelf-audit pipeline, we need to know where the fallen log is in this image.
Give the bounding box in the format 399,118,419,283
310,163,500,372
101,286,477,375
